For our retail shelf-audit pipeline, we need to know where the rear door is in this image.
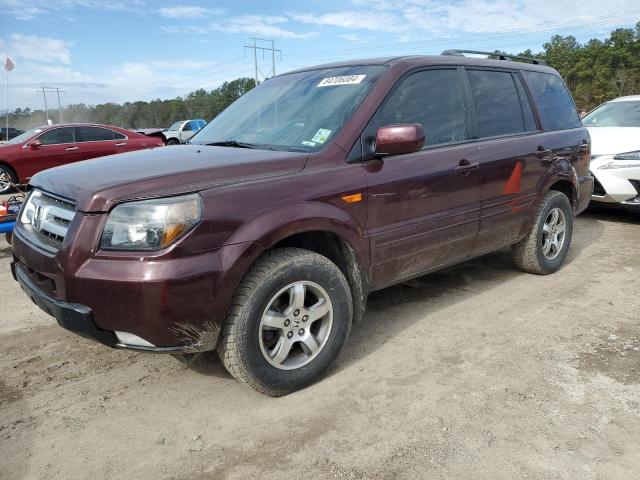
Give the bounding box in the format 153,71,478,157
363,67,482,288
463,68,544,256
21,127,77,180
74,126,120,161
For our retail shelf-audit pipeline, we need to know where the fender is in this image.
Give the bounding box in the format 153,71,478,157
535,157,579,208
225,200,370,268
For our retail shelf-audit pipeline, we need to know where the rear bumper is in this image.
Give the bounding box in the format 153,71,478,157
576,174,594,215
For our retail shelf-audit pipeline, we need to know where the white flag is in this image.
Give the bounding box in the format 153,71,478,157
5,57,15,71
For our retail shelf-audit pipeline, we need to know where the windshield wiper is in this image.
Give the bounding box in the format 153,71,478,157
205,140,261,149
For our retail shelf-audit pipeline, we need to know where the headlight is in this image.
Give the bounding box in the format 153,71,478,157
599,150,640,169
100,194,202,251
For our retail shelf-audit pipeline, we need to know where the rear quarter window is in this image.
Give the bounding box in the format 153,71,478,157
521,71,581,131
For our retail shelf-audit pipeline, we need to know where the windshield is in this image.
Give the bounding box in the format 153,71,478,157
5,127,44,145
168,121,184,131
583,101,640,127
190,65,387,151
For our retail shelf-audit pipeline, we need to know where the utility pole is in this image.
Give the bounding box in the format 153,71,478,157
41,87,65,124
244,37,282,86
55,87,63,123
42,87,49,124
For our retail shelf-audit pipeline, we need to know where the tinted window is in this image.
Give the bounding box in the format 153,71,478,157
521,71,581,131
113,131,126,140
76,127,115,142
373,69,466,147
38,127,74,145
467,70,531,138
183,121,195,131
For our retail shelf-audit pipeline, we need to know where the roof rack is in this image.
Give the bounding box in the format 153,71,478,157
440,49,547,66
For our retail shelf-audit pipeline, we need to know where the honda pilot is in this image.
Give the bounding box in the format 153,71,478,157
11,51,593,395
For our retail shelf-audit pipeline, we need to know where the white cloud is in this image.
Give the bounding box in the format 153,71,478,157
1,34,72,64
210,15,317,39
289,0,638,36
0,0,147,19
158,5,222,19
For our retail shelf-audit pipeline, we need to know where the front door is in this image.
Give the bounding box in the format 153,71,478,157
362,68,482,289
21,126,77,180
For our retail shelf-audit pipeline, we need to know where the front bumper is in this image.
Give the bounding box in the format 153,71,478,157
12,260,204,353
590,154,640,204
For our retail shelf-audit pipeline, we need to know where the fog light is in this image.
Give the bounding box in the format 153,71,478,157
115,331,156,348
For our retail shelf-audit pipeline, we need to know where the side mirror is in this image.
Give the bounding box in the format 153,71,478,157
375,124,425,156
30,139,43,148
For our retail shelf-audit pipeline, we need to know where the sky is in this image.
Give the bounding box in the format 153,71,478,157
0,0,639,110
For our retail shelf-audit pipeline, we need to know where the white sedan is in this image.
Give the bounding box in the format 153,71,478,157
583,95,640,212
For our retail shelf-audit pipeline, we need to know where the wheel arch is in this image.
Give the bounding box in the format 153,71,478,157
0,161,19,188
222,203,371,324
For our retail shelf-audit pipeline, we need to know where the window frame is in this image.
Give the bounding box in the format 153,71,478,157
74,126,122,143
30,126,76,146
358,66,474,160
353,65,548,162
461,66,543,142
519,70,582,132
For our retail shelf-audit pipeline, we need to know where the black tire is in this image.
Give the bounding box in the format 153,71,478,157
218,248,353,396
512,190,573,274
0,164,16,194
166,138,180,145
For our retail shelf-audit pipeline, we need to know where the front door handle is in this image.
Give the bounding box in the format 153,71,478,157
455,159,479,176
115,142,127,146
65,147,78,151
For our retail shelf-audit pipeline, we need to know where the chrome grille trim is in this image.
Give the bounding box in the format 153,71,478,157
21,190,76,250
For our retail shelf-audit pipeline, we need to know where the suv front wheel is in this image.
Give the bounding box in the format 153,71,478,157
512,190,574,274
218,248,353,396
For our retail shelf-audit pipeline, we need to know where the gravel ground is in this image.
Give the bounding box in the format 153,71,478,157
1,204,639,480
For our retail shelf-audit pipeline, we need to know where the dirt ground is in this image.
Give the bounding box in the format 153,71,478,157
1,205,639,480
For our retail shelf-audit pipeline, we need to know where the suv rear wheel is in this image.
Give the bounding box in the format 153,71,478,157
218,248,353,396
512,190,573,274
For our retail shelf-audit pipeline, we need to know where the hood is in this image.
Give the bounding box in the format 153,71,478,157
586,127,640,156
31,145,307,212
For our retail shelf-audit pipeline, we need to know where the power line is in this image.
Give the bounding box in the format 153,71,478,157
244,37,282,85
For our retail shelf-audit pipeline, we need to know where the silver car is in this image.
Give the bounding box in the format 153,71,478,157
163,119,207,145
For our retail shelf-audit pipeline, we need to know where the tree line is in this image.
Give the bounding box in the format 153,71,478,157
6,22,640,132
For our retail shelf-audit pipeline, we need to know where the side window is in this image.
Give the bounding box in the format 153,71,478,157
466,69,532,138
113,131,126,140
76,127,115,142
38,127,75,145
368,69,467,150
521,71,581,131
183,121,194,131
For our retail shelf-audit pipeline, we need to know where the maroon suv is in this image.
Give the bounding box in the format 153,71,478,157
11,52,593,395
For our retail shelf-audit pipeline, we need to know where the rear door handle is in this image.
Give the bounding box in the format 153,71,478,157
115,142,127,146
455,159,479,176
535,146,551,158
65,147,78,151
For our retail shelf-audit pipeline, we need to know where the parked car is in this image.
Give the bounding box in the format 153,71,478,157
163,119,206,145
11,51,592,395
0,127,24,141
582,95,640,211
0,123,165,193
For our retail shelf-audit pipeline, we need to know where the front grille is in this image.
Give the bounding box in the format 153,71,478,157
591,173,606,196
21,191,76,251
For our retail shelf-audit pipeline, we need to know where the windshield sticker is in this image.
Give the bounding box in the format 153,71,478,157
317,75,366,87
311,129,332,144
301,140,316,147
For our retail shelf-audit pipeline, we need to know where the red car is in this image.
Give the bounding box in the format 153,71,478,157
0,123,164,194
